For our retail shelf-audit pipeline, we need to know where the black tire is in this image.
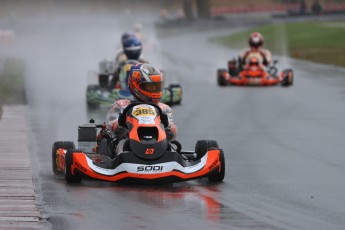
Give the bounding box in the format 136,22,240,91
65,150,82,183
217,69,227,86
208,149,225,182
52,141,75,175
195,140,208,160
207,140,219,149
86,84,100,109
169,84,183,105
281,69,294,87
195,140,219,160
87,102,99,110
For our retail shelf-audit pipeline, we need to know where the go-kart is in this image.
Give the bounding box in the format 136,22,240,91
52,102,225,184
217,57,294,87
86,60,183,108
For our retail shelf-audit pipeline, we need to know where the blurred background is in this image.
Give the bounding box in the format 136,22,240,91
1,1,345,229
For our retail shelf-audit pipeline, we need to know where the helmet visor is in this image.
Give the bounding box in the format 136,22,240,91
140,82,163,93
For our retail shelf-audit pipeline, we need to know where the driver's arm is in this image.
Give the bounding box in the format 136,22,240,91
106,100,130,139
261,49,272,66
160,104,177,141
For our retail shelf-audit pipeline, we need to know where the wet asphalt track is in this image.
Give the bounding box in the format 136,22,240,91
11,10,345,230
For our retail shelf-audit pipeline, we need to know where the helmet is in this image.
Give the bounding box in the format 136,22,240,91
121,32,134,43
123,36,142,60
249,32,264,48
128,63,163,104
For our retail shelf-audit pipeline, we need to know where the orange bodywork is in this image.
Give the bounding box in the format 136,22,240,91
224,64,283,86
127,115,166,143
69,150,221,182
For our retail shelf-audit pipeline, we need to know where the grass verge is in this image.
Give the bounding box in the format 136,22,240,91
210,21,345,67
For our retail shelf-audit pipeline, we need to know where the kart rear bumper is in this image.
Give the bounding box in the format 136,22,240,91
227,76,282,86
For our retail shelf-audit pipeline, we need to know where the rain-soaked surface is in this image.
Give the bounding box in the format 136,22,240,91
3,2,345,230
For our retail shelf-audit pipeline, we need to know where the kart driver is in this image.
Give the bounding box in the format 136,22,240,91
114,32,135,63
104,63,177,155
110,35,148,98
239,32,272,68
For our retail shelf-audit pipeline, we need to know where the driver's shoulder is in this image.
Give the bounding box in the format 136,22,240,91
157,102,172,113
240,48,250,56
260,48,272,55
115,99,131,109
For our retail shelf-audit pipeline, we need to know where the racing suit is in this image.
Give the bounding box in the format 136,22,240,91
239,48,272,68
110,58,148,91
114,51,127,64
105,99,177,154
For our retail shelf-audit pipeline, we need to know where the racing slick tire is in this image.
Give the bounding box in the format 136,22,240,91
86,84,100,109
195,140,219,160
52,141,75,175
65,150,82,183
208,149,225,182
217,69,228,86
281,69,294,87
169,84,182,105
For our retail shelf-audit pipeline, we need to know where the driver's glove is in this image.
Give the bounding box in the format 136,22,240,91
165,128,175,142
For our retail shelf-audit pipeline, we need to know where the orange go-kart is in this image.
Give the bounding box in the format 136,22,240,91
52,102,225,184
217,57,294,87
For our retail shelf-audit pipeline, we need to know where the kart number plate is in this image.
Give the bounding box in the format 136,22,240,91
132,105,157,125
132,105,156,117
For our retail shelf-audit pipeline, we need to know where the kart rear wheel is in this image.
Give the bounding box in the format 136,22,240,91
65,150,82,183
86,84,101,110
169,84,183,105
217,69,228,86
208,149,225,182
52,141,75,175
87,102,99,110
195,140,219,160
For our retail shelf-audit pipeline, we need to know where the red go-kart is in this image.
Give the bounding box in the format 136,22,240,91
217,57,294,87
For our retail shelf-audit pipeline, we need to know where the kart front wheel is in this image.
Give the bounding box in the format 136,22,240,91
86,84,101,110
281,69,294,86
52,141,75,175
65,151,82,183
169,84,183,105
195,140,219,160
217,69,228,86
208,149,225,182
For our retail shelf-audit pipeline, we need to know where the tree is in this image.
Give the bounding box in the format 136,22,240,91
196,0,210,19
183,0,193,20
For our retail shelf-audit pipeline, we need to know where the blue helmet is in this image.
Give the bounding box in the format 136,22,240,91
122,36,142,60
121,32,134,43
